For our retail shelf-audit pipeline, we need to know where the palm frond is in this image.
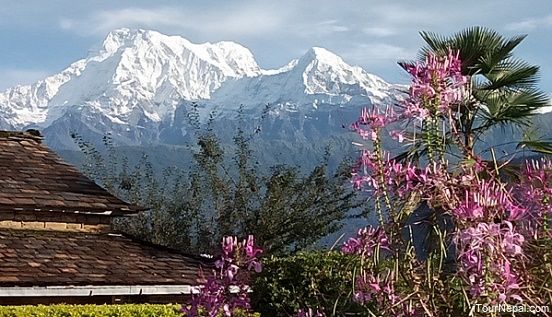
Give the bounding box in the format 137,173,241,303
517,140,552,155
475,89,549,128
397,60,416,72
477,35,527,73
420,27,508,75
481,59,540,91
505,88,550,109
418,31,448,58
516,127,552,155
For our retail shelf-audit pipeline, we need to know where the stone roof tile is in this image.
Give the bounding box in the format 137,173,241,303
0,131,144,216
0,229,210,287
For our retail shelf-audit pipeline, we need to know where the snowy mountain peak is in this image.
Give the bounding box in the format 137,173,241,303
290,47,391,96
301,47,345,65
97,28,261,77
100,28,136,55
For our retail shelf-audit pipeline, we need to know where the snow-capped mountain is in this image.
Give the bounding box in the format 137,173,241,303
0,28,398,149
211,47,392,110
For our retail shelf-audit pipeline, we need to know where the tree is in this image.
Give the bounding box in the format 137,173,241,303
71,106,358,256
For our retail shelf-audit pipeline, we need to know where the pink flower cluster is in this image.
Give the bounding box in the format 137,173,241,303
218,236,262,277
341,226,389,257
348,49,552,312
456,221,525,303
352,150,451,202
182,235,262,317
403,51,468,120
449,161,552,304
342,227,418,316
518,159,552,222
351,106,397,141
454,179,526,221
353,270,396,305
448,168,535,304
351,52,469,158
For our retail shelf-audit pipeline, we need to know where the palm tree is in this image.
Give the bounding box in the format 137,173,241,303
398,27,550,265
392,28,549,171
415,26,550,157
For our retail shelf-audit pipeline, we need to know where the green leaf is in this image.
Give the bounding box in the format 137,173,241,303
517,140,552,155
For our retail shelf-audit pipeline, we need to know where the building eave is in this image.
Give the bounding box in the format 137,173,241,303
0,285,201,297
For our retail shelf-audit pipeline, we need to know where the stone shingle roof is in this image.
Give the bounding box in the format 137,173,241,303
0,229,209,287
0,131,143,216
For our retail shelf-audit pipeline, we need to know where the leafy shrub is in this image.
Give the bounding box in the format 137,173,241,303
0,305,259,317
0,304,182,317
251,251,365,316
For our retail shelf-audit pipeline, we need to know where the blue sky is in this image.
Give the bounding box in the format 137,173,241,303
1,0,551,92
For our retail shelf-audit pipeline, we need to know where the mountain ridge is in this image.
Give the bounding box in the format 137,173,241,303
0,28,398,149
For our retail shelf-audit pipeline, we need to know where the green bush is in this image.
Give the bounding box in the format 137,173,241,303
0,305,260,317
0,304,181,317
251,251,365,316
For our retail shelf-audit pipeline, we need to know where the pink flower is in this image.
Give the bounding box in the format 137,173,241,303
222,236,236,256
390,130,405,143
249,261,262,273
226,264,239,280
245,235,262,258
352,106,397,141
516,159,552,234
183,235,263,317
453,179,527,222
501,222,525,256
352,270,413,315
342,226,389,257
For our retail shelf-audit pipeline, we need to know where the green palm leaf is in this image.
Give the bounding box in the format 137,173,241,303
481,59,540,91
517,140,552,155
476,89,548,126
517,128,552,155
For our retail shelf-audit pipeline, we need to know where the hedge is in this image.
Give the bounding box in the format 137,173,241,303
0,305,260,317
251,251,365,316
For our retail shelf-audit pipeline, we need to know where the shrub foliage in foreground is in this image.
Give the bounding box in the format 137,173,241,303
0,305,259,317
0,305,182,317
251,251,365,316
